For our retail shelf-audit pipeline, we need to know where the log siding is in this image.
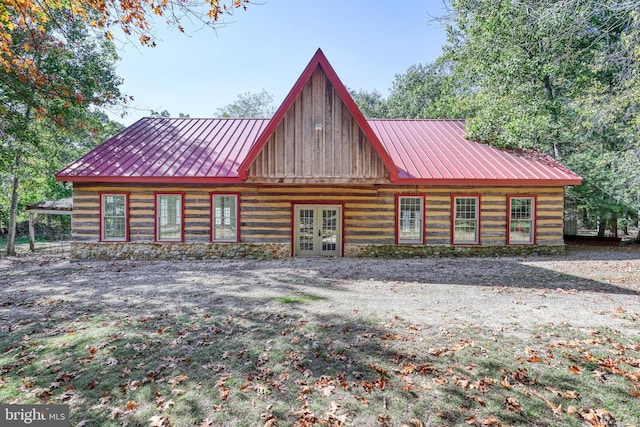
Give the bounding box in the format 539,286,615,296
247,68,389,183
72,183,565,249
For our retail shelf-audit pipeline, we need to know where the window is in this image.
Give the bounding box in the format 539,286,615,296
396,195,424,244
452,195,480,244
508,196,536,244
212,194,239,242
101,193,128,241
156,193,183,241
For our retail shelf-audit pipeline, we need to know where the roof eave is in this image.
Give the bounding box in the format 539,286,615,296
55,175,245,184
392,178,583,186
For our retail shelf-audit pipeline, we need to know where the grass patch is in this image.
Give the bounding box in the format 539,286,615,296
273,294,326,304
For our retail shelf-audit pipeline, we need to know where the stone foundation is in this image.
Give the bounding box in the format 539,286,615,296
344,243,566,258
72,241,565,260
71,242,291,260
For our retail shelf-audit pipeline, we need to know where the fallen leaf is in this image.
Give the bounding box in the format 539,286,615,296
545,386,579,399
504,396,522,412
580,408,616,426
149,415,170,427
568,365,582,375
168,374,188,387
530,389,563,416
433,377,448,385
500,377,512,389
469,395,486,406
124,400,139,413
481,415,502,426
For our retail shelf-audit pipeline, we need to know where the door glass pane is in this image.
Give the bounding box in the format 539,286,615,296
299,209,314,251
322,209,337,251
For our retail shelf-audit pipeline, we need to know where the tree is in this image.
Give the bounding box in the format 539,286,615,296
1,10,124,255
386,60,467,119
350,89,388,118
440,0,640,233
216,90,275,118
0,1,250,121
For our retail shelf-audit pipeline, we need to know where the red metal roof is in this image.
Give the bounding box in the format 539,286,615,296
56,117,270,183
56,117,581,185
369,120,581,185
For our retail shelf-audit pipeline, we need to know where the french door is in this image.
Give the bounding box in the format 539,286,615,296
293,204,342,256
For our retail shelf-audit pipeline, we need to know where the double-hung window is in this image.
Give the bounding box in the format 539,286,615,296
508,195,536,244
212,194,239,242
101,193,128,241
396,195,424,244
452,195,480,244
156,193,184,242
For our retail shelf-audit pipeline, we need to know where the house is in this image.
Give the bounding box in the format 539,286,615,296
56,49,582,259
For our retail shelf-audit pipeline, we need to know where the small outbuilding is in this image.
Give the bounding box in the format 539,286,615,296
56,49,581,259
25,197,72,250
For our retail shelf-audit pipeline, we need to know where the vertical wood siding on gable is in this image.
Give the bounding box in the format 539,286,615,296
71,183,565,246
248,68,389,183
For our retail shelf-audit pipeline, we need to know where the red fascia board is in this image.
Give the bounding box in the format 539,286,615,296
55,175,245,184
393,178,582,186
237,49,399,181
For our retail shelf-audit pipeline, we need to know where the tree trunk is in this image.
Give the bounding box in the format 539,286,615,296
597,214,606,238
610,212,618,238
6,154,21,256
637,204,640,242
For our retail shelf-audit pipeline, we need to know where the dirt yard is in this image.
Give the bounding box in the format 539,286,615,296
2,244,639,334
0,244,639,426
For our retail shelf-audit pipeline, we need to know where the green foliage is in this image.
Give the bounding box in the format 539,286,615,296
387,60,467,119
350,89,388,118
0,7,125,244
439,0,640,224
216,90,275,118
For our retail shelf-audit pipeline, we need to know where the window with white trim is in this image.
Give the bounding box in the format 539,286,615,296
101,194,127,241
212,194,238,242
156,193,183,241
453,196,479,244
397,195,424,244
509,196,535,244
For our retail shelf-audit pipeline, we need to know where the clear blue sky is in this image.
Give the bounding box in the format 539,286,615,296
109,0,450,125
